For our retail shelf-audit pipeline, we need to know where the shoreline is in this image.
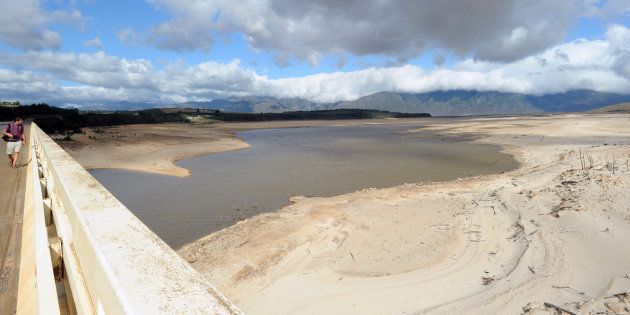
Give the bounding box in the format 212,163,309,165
59,114,630,314
59,123,250,177
79,137,251,177
60,118,436,177
176,114,630,314
74,119,521,253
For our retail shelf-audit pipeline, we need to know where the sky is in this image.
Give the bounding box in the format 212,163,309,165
0,0,629,106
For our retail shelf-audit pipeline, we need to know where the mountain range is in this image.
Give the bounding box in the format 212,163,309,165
84,89,630,116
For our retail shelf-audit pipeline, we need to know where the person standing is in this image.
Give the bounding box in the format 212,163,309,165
3,117,27,168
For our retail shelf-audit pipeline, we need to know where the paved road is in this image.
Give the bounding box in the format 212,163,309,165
0,123,27,314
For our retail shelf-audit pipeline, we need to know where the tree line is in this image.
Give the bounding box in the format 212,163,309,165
1,104,187,133
1,103,431,134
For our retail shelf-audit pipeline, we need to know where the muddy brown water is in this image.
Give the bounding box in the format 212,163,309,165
90,123,517,249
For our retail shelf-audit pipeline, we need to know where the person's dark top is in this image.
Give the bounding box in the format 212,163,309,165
4,123,24,142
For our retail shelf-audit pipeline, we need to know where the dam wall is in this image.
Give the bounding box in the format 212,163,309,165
17,123,241,314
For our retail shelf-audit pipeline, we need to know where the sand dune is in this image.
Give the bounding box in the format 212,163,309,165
178,114,630,314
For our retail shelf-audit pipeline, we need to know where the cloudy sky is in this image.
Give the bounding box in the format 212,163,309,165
0,0,629,106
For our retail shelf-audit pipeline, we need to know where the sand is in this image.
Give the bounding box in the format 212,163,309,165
61,115,630,314
175,114,630,314
59,123,250,177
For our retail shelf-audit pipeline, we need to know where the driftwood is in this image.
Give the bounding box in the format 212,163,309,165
481,276,494,285
543,302,576,315
551,285,585,295
606,292,629,299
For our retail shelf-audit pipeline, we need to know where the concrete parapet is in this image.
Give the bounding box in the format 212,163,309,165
17,124,241,314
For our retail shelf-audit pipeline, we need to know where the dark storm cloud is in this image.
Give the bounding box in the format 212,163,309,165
607,24,630,79
146,0,581,63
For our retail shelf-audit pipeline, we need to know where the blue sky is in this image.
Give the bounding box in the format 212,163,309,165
0,0,629,105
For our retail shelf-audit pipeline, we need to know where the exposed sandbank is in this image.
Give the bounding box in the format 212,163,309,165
176,114,630,314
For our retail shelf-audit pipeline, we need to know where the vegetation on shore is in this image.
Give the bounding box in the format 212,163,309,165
0,103,431,134
1,104,185,133
1,103,77,118
0,101,20,107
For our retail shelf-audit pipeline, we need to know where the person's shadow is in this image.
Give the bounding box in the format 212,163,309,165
16,158,31,168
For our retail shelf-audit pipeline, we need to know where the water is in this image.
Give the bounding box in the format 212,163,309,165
90,124,517,249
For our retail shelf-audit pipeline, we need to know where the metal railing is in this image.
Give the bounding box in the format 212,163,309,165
17,124,241,314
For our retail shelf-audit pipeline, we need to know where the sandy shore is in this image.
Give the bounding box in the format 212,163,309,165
171,114,630,314
59,123,251,177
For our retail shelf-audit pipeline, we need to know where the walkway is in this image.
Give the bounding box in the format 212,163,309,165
0,123,27,314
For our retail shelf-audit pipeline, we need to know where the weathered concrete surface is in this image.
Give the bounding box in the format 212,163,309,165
25,124,241,314
0,124,26,314
17,125,60,314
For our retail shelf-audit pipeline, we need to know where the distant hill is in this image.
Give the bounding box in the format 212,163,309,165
526,90,630,112
336,91,542,116
589,102,630,114
336,90,630,116
76,89,630,116
178,97,322,113
79,101,162,111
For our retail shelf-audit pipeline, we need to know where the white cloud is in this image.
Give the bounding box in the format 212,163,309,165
0,1,85,50
117,28,141,46
83,37,104,49
0,24,629,105
0,0,62,50
0,51,158,90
